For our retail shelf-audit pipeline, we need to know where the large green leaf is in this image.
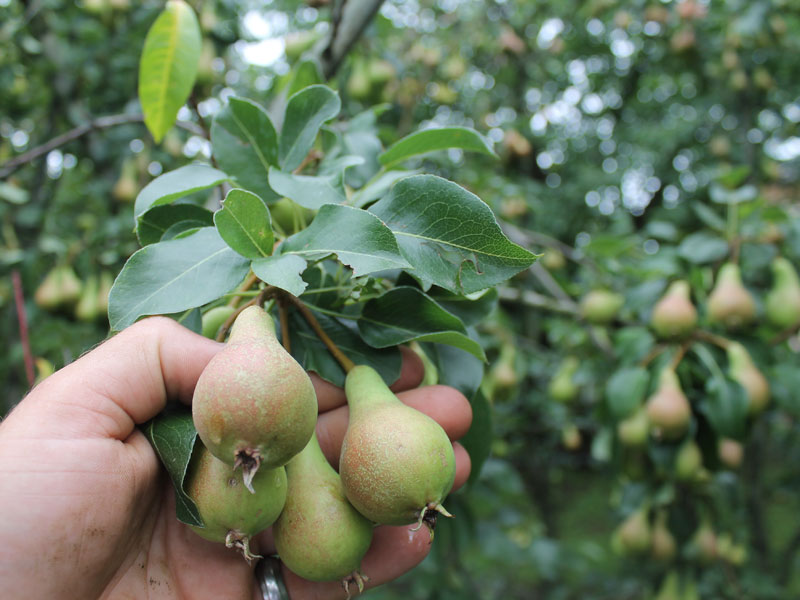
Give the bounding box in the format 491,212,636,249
138,0,202,143
379,127,496,168
251,254,308,297
144,408,202,526
268,167,347,209
677,232,730,264
211,97,280,203
281,204,410,276
287,310,401,387
279,85,341,172
109,227,250,330
213,189,273,259
134,164,228,223
351,170,415,208
370,175,537,293
137,204,214,245
358,287,486,361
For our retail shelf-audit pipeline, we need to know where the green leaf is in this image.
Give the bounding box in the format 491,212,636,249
252,254,308,296
370,175,536,293
211,97,280,203
287,310,401,387
138,0,202,143
281,204,410,276
109,227,250,330
358,287,486,361
134,164,228,223
460,389,492,487
137,204,214,245
162,222,205,240
700,377,749,438
351,170,415,208
379,127,496,168
430,342,485,399
279,85,341,172
286,58,323,97
605,367,650,420
143,408,202,526
213,189,273,259
709,182,758,204
426,287,499,327
268,167,347,209
677,232,730,264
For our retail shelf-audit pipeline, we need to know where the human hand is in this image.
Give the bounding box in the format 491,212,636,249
0,317,472,599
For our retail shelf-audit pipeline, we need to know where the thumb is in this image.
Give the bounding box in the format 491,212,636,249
4,317,222,441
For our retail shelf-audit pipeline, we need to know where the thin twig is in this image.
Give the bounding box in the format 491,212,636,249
497,286,577,314
638,344,668,368
12,271,34,387
768,323,800,346
282,293,355,373
215,287,280,342
668,341,690,371
0,114,204,178
692,329,732,350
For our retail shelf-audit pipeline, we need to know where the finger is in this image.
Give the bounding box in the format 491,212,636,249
311,346,425,413
316,385,473,468
451,443,471,492
282,524,434,600
7,317,222,440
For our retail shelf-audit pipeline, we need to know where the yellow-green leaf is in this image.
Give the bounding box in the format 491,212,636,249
138,0,202,143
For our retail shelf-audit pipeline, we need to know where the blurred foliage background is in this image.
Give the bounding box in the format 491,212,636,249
3,0,800,598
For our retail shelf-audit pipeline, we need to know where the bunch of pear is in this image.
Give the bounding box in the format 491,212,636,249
185,305,456,591
34,265,114,322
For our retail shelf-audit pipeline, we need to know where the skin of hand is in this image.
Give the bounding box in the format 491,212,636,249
0,317,472,600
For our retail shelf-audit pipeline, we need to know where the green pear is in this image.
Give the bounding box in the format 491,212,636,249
579,289,624,324
688,520,717,564
654,571,680,600
34,265,82,311
674,439,702,481
651,280,698,339
646,368,691,440
650,511,677,562
96,270,113,318
339,365,456,528
726,342,770,415
717,437,743,469
613,507,651,555
541,248,566,270
186,444,287,562
201,305,236,339
765,257,800,329
707,263,756,329
548,356,579,403
561,424,582,450
617,407,650,447
273,433,373,593
192,306,318,492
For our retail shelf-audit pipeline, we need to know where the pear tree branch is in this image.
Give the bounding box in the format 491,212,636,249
0,114,204,179
317,0,386,79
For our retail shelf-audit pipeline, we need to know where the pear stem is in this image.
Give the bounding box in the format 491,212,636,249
278,299,292,353
668,341,690,370
693,329,732,350
283,293,355,373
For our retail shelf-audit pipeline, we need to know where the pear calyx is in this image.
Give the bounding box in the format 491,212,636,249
651,280,698,339
192,306,318,490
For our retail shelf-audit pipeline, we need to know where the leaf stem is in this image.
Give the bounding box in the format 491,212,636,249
282,293,355,373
